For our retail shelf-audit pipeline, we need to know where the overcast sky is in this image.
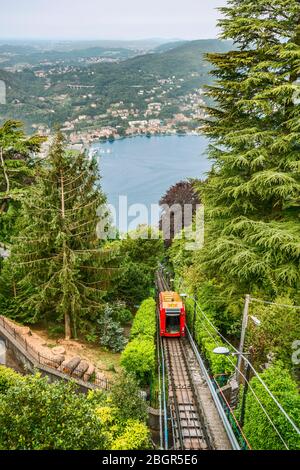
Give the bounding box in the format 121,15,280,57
0,0,227,40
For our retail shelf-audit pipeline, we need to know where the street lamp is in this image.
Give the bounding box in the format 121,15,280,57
213,346,231,355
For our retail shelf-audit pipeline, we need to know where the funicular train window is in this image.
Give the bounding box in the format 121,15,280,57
165,309,181,333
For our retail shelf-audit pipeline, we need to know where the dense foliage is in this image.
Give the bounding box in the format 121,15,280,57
0,369,106,450
246,297,300,372
187,300,235,377
98,305,127,352
0,132,118,339
110,372,148,423
168,0,300,372
121,337,155,385
121,298,156,384
0,367,150,450
0,120,45,244
113,228,164,306
240,362,300,450
130,298,156,340
198,0,300,301
159,180,200,247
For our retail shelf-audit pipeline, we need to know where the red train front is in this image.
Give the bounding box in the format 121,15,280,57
159,291,186,337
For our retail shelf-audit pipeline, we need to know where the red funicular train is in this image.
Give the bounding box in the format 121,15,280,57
159,291,186,337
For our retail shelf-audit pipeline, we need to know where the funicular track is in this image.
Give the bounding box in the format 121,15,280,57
156,270,212,450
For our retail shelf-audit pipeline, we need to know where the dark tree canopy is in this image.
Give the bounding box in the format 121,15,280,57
159,180,200,246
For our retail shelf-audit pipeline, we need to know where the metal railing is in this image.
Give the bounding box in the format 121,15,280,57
185,325,241,450
211,377,251,450
0,315,110,391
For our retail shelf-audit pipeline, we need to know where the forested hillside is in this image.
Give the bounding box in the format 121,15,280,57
0,39,232,131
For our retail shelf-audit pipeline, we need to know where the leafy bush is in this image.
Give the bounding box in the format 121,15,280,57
111,301,133,325
110,372,148,423
0,371,106,450
185,300,234,377
246,296,300,370
111,420,151,450
84,327,98,344
98,305,127,353
130,298,156,340
0,367,151,450
93,373,151,450
241,362,300,450
115,261,153,305
121,338,155,385
120,298,156,385
0,366,24,394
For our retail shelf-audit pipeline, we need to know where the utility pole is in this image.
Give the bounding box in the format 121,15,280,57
236,294,251,383
239,346,254,427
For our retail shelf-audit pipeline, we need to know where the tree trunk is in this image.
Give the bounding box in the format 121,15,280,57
65,312,72,341
60,170,72,341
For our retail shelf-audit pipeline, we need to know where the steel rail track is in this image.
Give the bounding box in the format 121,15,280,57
156,269,211,450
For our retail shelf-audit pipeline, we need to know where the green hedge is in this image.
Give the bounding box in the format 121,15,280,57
186,299,234,377
130,298,156,340
112,419,151,450
121,298,156,385
120,338,155,385
239,362,300,450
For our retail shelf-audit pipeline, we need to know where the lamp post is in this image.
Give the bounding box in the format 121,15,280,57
236,294,250,383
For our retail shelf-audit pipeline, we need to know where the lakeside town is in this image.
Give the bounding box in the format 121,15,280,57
0,40,217,146
33,88,207,147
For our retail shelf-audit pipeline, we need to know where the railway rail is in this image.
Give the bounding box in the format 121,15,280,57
156,268,240,451
156,269,212,450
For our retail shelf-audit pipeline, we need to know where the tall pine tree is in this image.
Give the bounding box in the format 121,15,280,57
197,0,300,299
1,133,117,339
0,120,45,244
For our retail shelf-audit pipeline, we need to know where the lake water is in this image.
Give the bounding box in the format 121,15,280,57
0,338,6,365
92,135,210,231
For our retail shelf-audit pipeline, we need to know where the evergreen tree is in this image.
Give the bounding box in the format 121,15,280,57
197,0,300,298
1,133,117,339
0,120,45,244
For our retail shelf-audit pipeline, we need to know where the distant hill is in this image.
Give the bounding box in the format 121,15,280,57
114,39,232,80
154,41,188,53
0,38,233,131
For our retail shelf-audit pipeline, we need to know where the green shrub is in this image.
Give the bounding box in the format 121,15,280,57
0,373,106,450
97,305,127,353
130,298,156,340
113,305,133,325
110,372,148,423
241,362,300,450
246,296,300,370
121,338,155,385
112,420,151,450
0,366,24,394
186,302,234,377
